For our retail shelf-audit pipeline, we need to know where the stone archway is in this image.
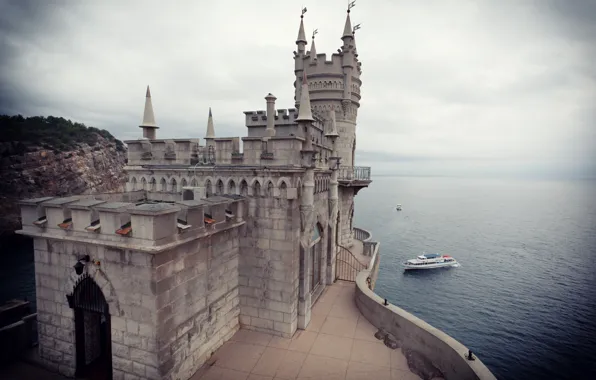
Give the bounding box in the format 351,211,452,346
67,273,113,380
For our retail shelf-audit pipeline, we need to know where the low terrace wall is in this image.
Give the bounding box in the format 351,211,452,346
354,243,496,380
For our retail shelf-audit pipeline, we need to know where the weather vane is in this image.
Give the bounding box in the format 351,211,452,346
312,29,318,39
302,7,307,16
348,0,356,11
353,24,361,34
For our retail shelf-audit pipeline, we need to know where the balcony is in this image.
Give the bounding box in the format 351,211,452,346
338,166,371,181
338,166,372,192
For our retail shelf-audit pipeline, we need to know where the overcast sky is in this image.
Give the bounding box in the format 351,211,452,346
1,0,594,178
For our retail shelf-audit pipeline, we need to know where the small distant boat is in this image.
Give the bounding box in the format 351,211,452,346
396,204,402,211
403,253,460,270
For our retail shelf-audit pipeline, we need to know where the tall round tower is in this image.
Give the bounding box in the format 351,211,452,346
293,7,362,167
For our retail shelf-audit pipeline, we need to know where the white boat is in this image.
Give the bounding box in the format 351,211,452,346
396,204,402,211
403,253,460,270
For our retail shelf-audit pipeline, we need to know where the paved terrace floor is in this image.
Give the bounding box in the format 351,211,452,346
193,281,420,380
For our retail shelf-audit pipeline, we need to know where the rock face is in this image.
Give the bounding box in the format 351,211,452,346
0,116,127,236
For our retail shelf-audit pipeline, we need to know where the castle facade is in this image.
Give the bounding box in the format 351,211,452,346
16,7,372,380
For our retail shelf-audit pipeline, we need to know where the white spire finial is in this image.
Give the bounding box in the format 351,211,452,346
140,85,157,127
205,107,215,139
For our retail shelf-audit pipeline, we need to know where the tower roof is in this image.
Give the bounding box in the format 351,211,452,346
296,71,314,122
342,11,353,39
309,35,317,63
140,85,158,128
296,15,307,44
205,107,215,139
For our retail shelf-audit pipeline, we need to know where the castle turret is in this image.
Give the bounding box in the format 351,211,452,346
341,9,356,111
139,85,158,140
294,8,308,108
205,107,215,147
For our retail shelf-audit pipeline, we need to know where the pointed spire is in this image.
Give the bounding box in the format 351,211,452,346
296,71,314,122
309,33,317,63
325,109,339,138
342,10,353,39
205,107,215,139
140,85,157,127
296,10,307,45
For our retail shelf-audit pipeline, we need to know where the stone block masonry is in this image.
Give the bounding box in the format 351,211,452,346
28,211,243,380
154,227,240,380
239,193,300,338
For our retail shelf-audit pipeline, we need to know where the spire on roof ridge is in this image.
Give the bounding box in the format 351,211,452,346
205,107,215,139
296,71,314,122
140,85,157,127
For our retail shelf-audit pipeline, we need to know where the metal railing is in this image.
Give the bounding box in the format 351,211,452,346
353,227,372,242
335,244,366,282
338,166,371,181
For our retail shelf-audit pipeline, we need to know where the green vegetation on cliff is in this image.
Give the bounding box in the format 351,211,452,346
0,115,125,155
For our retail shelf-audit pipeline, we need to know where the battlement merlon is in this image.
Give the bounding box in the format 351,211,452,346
16,195,248,252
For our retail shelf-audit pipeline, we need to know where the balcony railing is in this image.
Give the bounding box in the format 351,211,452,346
338,166,371,181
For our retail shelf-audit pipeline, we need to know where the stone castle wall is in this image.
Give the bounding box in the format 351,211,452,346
239,178,301,338
33,239,159,379
155,227,240,380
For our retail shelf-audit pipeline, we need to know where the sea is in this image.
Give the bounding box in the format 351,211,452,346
1,176,595,380
355,176,596,380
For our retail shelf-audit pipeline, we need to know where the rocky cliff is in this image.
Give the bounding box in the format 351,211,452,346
0,115,127,236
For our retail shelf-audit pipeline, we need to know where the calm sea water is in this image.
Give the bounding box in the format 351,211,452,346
1,176,595,379
355,176,596,380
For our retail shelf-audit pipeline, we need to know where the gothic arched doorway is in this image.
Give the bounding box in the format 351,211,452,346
66,274,113,380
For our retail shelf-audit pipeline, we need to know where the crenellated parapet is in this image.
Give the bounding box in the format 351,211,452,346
17,193,247,250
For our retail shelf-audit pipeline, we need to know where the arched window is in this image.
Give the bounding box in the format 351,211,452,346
266,181,273,197
149,177,156,191
216,180,224,195
228,180,236,195
170,178,177,192
130,177,137,191
160,178,167,192
240,180,248,196
181,178,188,188
190,178,198,187
253,181,261,197
279,181,287,199
205,180,212,198
141,177,147,190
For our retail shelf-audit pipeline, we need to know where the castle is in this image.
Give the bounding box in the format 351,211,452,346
15,6,374,380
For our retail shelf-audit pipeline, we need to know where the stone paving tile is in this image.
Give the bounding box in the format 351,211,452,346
350,339,392,367
297,354,349,379
346,361,392,380
197,281,421,380
310,333,354,361
212,341,266,372
251,347,287,377
305,311,326,332
199,366,249,380
320,315,358,338
287,330,317,353
273,350,307,379
354,314,380,342
232,329,273,347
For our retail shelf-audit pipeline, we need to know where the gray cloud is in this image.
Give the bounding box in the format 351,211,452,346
0,0,594,178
